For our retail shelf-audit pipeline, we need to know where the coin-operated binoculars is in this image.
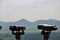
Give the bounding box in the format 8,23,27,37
37,24,58,40
0,26,2,30
9,25,26,40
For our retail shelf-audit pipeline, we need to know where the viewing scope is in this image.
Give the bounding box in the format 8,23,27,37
9,25,26,35
0,26,2,29
37,24,57,31
9,25,25,31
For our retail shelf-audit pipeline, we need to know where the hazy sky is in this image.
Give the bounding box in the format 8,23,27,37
0,0,60,22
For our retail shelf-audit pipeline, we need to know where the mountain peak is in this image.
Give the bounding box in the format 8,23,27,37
20,18,27,21
16,18,30,23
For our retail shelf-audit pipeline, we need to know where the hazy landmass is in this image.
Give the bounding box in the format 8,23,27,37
0,19,60,40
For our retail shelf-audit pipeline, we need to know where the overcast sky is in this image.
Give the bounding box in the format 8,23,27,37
0,0,60,22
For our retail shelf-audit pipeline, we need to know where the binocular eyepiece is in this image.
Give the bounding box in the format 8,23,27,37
9,25,26,31
37,24,58,31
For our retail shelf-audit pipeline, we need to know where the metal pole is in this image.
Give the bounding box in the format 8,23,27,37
41,30,50,40
15,32,21,40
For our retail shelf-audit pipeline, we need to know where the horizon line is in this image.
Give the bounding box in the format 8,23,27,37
0,18,60,22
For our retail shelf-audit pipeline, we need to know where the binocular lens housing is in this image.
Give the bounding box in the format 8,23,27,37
38,25,57,31
9,26,26,31
0,26,2,29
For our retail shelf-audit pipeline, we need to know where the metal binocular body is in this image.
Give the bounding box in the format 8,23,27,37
0,26,2,29
37,24,57,31
9,25,26,35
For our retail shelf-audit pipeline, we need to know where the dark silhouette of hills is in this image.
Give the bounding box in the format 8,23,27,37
0,19,60,31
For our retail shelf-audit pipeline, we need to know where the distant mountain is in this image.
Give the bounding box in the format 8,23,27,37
34,19,60,27
0,19,60,32
14,19,31,25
